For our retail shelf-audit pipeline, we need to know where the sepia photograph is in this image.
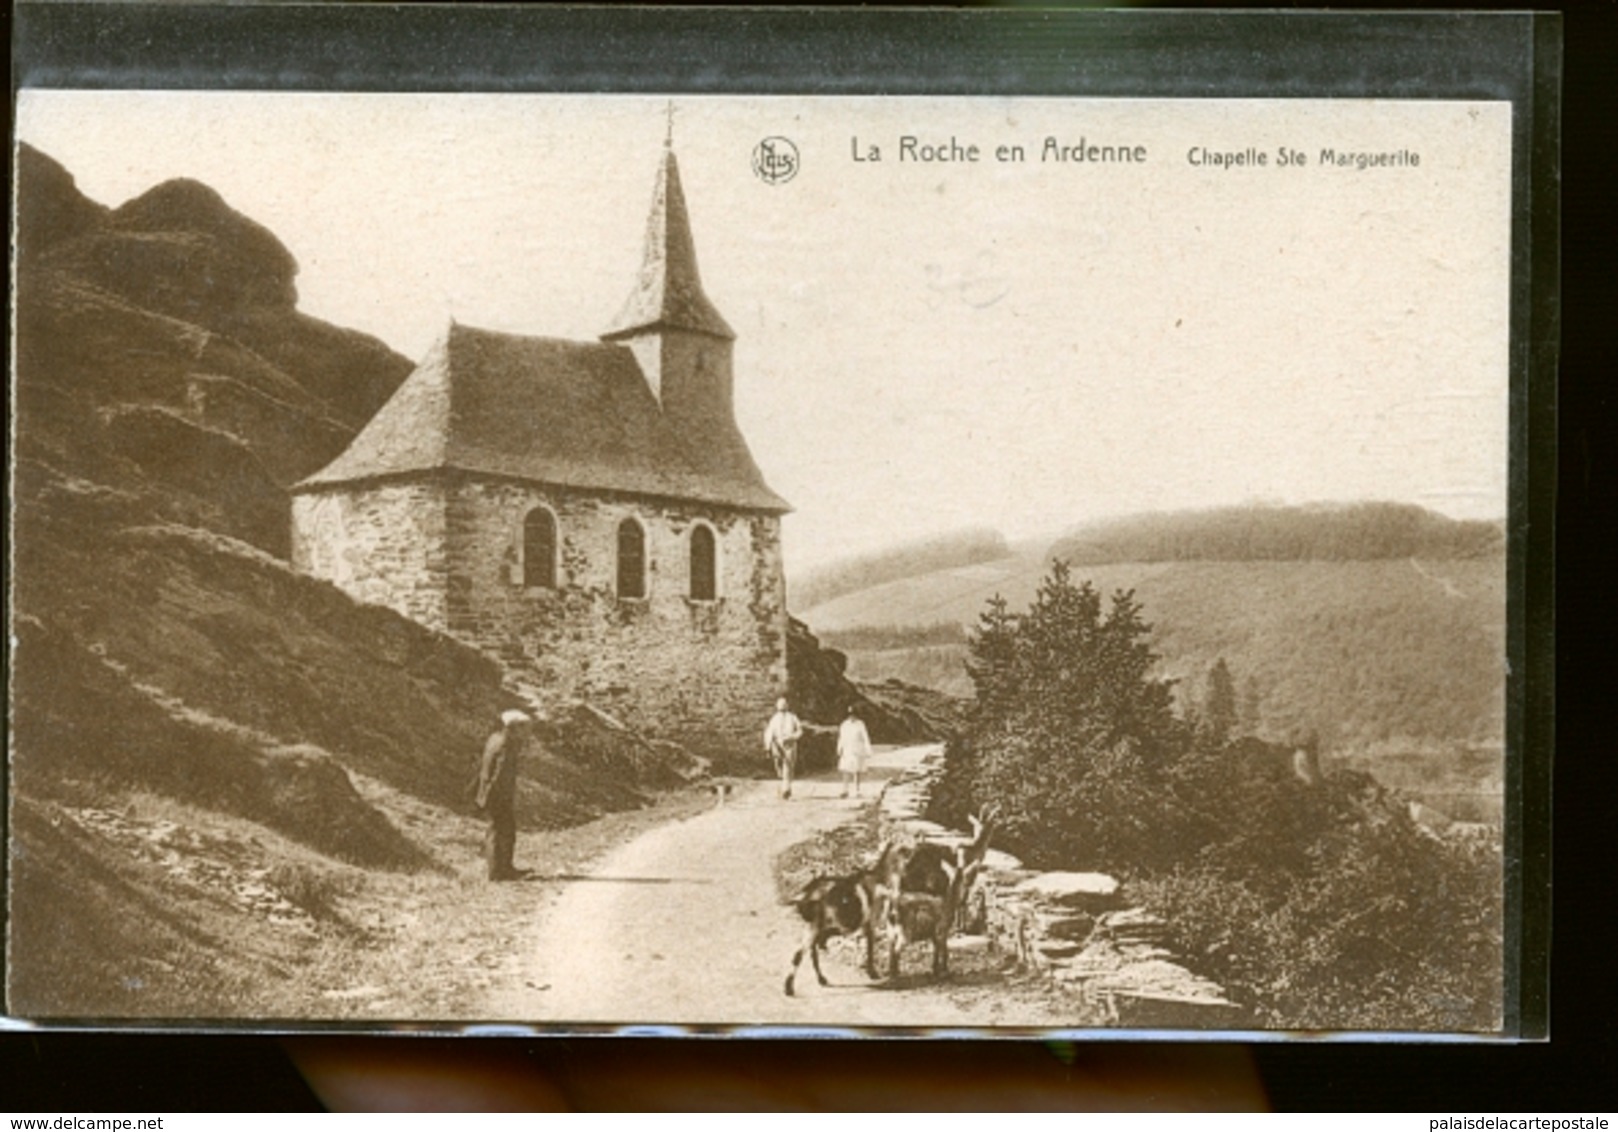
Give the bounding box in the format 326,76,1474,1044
9,85,1527,1035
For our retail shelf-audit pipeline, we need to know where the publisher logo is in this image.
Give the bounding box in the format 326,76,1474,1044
752,137,799,185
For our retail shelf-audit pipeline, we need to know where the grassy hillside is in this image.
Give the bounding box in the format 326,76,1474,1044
802,550,1051,634
803,551,1505,810
790,527,1010,611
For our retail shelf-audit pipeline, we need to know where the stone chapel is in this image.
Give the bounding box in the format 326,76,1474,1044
290,141,791,755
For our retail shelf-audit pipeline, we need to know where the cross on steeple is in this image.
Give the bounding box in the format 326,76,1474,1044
664,100,676,149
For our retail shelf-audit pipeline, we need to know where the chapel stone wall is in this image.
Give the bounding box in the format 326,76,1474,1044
443,478,787,764
291,483,450,629
292,476,788,765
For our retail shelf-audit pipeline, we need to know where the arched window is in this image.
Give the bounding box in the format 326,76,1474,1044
617,518,646,599
689,524,717,601
522,507,557,589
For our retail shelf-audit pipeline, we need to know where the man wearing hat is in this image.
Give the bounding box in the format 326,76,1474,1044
476,709,532,880
763,696,803,800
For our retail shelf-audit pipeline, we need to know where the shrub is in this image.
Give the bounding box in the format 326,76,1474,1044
932,559,1504,1030
1133,822,1501,1031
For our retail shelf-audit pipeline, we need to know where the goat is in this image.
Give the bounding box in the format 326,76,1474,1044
783,865,883,996
873,808,997,982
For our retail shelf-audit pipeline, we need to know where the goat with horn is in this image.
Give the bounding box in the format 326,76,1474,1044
872,807,998,982
782,808,998,996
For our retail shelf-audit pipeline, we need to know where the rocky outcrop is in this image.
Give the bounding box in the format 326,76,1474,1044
877,749,1248,1029
37,163,409,431
787,617,944,771
14,143,412,544
85,177,299,311
15,144,110,262
858,677,968,740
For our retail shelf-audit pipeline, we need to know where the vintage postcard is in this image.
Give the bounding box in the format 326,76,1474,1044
8,24,1548,1036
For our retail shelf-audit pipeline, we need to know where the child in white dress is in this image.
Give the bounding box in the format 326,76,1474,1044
836,704,872,798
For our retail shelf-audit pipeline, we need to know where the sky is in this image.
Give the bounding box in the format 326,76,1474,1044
16,93,1514,573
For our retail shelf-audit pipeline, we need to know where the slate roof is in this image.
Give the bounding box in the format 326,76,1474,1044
293,322,789,513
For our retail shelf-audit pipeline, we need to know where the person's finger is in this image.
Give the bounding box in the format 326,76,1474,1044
287,1037,1267,1112
554,1041,1267,1111
286,1037,571,1111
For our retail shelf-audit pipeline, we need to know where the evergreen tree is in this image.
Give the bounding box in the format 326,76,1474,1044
964,593,1018,728
948,560,1187,870
1201,657,1238,744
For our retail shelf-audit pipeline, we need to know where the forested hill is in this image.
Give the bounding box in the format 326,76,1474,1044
1048,502,1503,566
791,526,1010,610
801,501,1507,760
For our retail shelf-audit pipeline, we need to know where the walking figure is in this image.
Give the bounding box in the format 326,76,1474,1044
763,697,803,800
837,703,872,798
476,709,532,880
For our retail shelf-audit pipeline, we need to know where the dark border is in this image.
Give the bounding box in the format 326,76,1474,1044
9,5,1558,1046
17,7,1538,99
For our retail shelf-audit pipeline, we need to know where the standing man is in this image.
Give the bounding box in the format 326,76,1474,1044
476,709,532,880
763,697,803,800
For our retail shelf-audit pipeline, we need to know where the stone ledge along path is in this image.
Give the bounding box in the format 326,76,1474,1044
494,743,1077,1029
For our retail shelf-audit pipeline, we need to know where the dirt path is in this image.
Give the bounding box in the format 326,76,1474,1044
489,744,1083,1029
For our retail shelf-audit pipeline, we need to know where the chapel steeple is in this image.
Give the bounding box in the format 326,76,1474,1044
602,141,735,346
598,131,760,496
